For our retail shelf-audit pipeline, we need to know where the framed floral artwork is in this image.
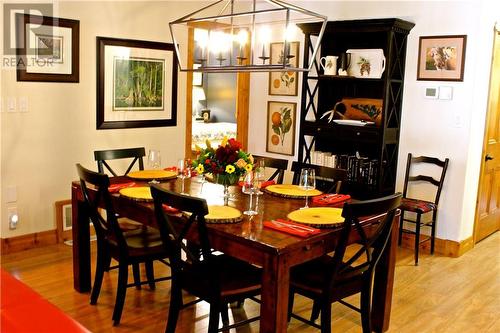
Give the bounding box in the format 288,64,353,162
266,101,296,156
15,14,79,82
417,35,467,81
268,41,300,96
96,37,178,129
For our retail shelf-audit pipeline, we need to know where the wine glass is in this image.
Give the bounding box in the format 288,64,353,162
298,168,316,209
254,159,266,195
242,171,258,216
177,159,191,194
148,150,161,169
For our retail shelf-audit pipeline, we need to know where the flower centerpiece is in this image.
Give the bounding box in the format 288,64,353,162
192,137,253,195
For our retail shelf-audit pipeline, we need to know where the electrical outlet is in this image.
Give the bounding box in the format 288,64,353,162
8,207,19,230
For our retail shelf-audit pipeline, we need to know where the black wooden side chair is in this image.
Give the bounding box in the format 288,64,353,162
94,147,146,176
76,164,170,326
150,185,261,333
252,154,289,184
288,193,402,333
291,161,348,194
398,153,449,265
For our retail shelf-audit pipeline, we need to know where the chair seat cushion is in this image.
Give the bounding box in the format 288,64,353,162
400,198,436,214
181,255,261,300
290,255,364,301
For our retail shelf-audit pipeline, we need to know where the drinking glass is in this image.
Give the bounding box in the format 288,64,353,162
298,168,316,209
177,159,191,194
148,150,161,169
242,171,258,216
254,159,266,195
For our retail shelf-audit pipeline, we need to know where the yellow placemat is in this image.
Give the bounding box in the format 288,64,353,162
264,184,323,198
205,205,242,224
119,187,153,201
287,207,344,228
127,170,177,180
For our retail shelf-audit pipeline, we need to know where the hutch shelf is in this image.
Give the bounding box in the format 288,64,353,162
298,18,415,198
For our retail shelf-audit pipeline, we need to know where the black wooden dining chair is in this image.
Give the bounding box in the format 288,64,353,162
76,164,170,326
398,153,449,265
288,193,402,333
252,154,289,184
94,147,146,176
150,185,262,333
291,161,348,193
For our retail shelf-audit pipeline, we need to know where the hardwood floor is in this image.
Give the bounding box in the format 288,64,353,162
1,232,499,333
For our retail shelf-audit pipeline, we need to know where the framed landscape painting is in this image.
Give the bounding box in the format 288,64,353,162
417,35,467,81
268,41,300,96
97,37,178,129
16,14,79,82
266,101,296,156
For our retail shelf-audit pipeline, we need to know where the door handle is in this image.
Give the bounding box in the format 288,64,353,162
485,154,494,161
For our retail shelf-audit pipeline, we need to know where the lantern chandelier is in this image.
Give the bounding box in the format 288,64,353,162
169,0,327,72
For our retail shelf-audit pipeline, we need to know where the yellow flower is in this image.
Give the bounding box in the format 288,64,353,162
225,165,235,174
236,158,247,169
221,136,228,147
245,164,253,172
248,154,254,164
196,164,204,174
194,144,202,152
205,139,212,149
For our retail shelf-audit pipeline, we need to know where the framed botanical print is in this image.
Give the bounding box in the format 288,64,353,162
417,35,467,81
96,37,178,129
15,14,79,82
268,41,300,96
266,101,296,156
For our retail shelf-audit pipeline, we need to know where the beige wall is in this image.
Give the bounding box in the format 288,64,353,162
0,1,201,237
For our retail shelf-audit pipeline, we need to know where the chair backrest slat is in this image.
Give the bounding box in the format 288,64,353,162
94,147,146,176
150,186,213,268
76,164,128,250
326,193,402,291
291,161,347,194
252,154,289,184
402,153,449,205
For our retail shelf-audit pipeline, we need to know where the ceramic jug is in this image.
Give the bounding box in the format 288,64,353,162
320,56,338,75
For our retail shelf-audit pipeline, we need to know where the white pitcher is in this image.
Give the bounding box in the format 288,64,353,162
320,56,338,75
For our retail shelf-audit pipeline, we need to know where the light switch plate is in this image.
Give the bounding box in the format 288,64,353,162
439,86,453,100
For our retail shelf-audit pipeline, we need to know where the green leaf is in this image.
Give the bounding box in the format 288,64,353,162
282,117,292,133
272,124,281,135
290,77,294,83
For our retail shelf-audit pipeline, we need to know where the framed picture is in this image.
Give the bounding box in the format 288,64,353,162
15,14,79,82
193,63,203,86
417,35,467,81
266,101,296,156
268,41,300,96
55,199,72,243
97,37,178,129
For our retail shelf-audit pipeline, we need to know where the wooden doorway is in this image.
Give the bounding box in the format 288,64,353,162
184,28,250,158
474,24,500,243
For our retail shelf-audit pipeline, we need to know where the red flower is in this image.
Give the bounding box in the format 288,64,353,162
205,159,211,165
228,138,241,150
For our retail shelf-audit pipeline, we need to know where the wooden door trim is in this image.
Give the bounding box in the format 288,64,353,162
473,24,500,244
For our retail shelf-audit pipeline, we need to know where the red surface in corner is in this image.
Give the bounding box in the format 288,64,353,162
1,268,90,333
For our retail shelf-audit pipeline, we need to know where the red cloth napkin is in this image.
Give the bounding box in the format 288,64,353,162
108,182,136,193
263,218,321,237
164,166,177,171
162,204,180,214
312,194,351,207
238,180,276,188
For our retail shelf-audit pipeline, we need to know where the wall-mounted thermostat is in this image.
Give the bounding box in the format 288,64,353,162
424,87,439,99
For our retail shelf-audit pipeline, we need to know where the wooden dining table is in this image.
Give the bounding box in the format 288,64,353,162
71,176,399,333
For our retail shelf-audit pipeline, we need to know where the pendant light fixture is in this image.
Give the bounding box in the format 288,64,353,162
169,0,327,72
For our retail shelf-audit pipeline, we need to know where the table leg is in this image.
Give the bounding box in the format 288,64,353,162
371,213,399,332
260,254,290,333
71,185,91,292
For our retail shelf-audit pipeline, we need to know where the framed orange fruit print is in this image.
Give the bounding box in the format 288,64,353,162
268,41,300,96
266,101,296,156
